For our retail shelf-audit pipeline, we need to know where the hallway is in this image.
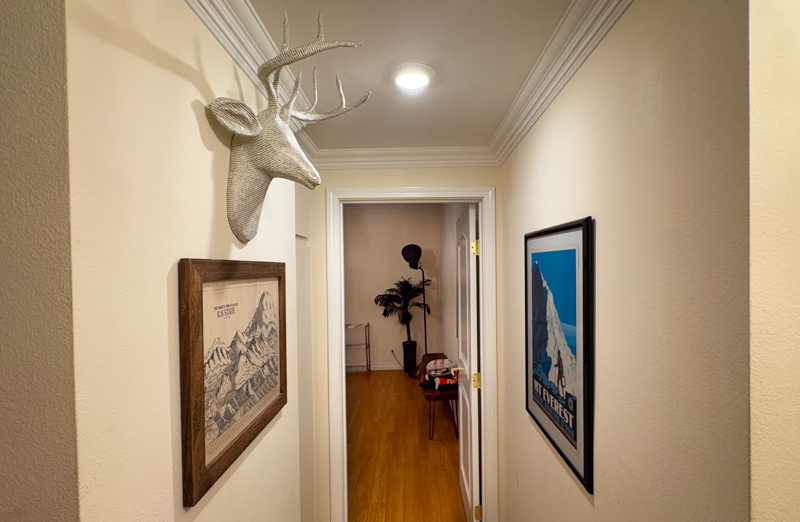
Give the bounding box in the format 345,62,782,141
346,370,465,521
5,0,790,520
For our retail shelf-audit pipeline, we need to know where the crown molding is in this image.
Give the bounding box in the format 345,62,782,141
294,132,499,170
185,0,311,133
187,0,633,169
490,0,635,164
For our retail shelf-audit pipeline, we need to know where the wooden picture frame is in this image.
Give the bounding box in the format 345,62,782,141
524,217,595,493
179,259,287,506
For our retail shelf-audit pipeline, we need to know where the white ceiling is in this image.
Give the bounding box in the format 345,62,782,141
187,0,632,167
250,0,571,150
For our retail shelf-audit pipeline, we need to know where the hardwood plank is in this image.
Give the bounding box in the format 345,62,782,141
347,370,465,522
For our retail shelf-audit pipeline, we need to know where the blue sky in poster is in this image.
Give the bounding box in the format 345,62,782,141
532,249,577,351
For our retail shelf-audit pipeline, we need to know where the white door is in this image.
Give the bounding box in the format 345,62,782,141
456,204,481,521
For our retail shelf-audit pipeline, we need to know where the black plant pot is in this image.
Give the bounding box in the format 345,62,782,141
402,341,417,376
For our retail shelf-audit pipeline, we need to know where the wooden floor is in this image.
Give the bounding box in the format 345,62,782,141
347,370,466,522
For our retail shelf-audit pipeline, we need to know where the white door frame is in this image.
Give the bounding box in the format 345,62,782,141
325,186,498,522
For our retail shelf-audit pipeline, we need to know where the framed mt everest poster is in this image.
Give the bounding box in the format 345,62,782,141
524,217,595,493
179,259,287,506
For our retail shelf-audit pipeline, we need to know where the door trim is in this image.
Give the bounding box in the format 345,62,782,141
325,187,498,522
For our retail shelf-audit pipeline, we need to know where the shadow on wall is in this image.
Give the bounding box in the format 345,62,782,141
418,247,440,355
397,246,441,358
69,1,216,100
420,248,441,281
192,101,245,255
70,0,257,254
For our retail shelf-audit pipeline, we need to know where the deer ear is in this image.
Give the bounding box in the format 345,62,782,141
208,98,262,136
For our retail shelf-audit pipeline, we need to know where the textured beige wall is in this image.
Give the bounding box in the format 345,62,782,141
308,168,497,520
343,204,444,369
750,1,800,520
0,1,80,520
498,0,750,520
67,0,301,520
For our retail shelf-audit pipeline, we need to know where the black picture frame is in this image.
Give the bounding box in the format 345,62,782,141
524,217,595,493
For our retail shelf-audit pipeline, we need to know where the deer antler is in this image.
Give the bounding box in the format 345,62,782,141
208,11,371,244
259,12,371,121
270,12,291,95
290,72,370,122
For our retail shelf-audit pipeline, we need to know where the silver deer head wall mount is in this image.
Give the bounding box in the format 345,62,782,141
208,12,370,243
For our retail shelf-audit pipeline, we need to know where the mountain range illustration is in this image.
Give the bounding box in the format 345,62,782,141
530,262,578,399
204,290,280,445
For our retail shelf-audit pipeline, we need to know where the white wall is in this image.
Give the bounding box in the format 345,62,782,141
343,204,444,370
0,1,79,520
750,1,800,519
498,0,750,520
67,1,302,520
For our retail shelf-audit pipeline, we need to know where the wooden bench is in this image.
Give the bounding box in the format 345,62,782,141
418,353,459,440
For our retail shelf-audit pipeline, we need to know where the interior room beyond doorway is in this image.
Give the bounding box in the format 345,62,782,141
343,203,467,521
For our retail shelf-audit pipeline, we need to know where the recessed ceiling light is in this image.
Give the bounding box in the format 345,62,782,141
392,63,436,91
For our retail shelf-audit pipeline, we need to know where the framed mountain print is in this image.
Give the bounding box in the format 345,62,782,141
179,259,287,506
524,217,595,493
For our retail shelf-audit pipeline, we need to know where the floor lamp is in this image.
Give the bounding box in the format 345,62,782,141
401,244,428,355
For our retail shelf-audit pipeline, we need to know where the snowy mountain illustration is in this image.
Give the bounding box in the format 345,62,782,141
530,262,578,399
204,290,280,445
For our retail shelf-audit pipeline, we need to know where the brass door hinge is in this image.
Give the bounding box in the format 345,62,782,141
472,372,481,389
475,504,483,520
470,239,480,256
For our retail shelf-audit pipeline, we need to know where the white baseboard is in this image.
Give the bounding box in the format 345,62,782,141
345,363,404,373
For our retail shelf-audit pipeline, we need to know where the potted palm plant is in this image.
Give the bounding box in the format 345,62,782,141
374,277,430,376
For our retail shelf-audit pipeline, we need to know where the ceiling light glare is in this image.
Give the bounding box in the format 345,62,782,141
392,63,436,91
397,72,429,89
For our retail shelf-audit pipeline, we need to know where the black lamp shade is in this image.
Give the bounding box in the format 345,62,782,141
401,244,422,269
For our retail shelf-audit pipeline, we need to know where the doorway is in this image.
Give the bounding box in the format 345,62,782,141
325,187,498,522
343,202,462,520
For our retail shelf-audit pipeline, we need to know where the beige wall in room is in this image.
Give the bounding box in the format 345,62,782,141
441,203,468,365
750,1,800,520
497,0,750,520
67,1,302,520
306,168,498,520
0,1,79,520
343,204,444,370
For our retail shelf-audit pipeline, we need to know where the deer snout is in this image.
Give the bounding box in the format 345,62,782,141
277,129,321,189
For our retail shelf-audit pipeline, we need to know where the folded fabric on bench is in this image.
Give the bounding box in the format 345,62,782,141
420,357,458,390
